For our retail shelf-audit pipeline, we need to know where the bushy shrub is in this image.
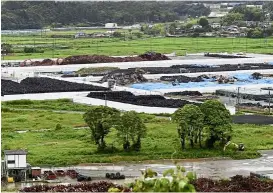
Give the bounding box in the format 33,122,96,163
23,47,44,53
6,99,34,105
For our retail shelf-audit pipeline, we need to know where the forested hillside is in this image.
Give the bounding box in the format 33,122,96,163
1,1,210,30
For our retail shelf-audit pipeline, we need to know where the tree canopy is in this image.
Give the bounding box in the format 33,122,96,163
198,17,209,28
200,100,232,148
1,1,210,30
172,104,204,149
83,106,120,151
115,111,147,151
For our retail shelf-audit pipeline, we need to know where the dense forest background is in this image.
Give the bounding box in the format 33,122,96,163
1,1,211,30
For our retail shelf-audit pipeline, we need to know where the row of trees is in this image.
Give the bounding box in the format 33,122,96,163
1,1,210,30
222,3,273,26
83,100,232,152
83,106,146,152
173,100,232,149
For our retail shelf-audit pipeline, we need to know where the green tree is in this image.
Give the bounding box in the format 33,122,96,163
113,31,122,38
2,1,211,30
200,100,232,148
115,111,146,151
1,43,13,55
231,6,264,21
198,17,209,28
221,12,244,25
185,23,193,29
133,32,143,38
172,104,204,149
83,106,120,151
150,24,165,36
168,22,177,35
247,28,263,38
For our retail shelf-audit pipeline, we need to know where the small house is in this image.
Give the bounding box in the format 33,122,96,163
74,32,86,38
191,25,202,30
105,23,118,29
4,150,27,169
210,23,221,29
3,150,28,182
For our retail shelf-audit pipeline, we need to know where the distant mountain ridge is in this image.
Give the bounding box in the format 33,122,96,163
1,1,210,30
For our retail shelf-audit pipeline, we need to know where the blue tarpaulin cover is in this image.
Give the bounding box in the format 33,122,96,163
131,73,273,91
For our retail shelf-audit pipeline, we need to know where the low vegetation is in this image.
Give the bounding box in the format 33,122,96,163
1,99,92,112
2,36,273,60
1,99,273,166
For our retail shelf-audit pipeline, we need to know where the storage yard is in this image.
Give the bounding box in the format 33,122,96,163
2,52,273,114
2,52,273,191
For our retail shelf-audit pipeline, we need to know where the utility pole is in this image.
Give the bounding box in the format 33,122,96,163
261,87,273,115
269,90,271,115
104,94,107,106
236,87,241,112
245,38,247,53
232,38,234,53
96,41,98,54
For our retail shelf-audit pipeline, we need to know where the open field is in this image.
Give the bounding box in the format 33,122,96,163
2,36,273,60
1,99,93,112
2,100,273,166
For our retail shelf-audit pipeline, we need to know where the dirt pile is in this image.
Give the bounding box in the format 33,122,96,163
160,75,206,83
204,53,250,58
87,91,196,108
60,52,170,65
138,51,170,60
27,52,170,66
165,91,203,96
100,69,147,86
1,77,108,96
30,59,56,66
194,175,273,192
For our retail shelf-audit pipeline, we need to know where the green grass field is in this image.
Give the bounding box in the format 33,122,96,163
2,33,273,60
2,100,273,166
2,99,93,112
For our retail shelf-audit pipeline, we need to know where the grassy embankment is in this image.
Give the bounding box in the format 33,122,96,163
1,99,273,166
2,32,273,60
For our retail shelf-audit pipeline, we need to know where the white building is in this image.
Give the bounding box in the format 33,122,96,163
246,5,263,9
210,23,221,29
74,32,86,38
3,150,28,181
208,12,228,18
191,25,202,29
4,150,27,169
204,4,221,9
105,23,118,29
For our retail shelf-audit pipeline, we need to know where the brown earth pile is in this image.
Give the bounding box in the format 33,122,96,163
29,52,170,66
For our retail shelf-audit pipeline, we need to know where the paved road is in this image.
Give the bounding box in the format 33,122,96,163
40,150,273,180
233,115,273,124
4,150,272,190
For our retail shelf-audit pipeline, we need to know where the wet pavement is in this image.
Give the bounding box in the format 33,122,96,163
2,150,273,190
40,150,273,180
